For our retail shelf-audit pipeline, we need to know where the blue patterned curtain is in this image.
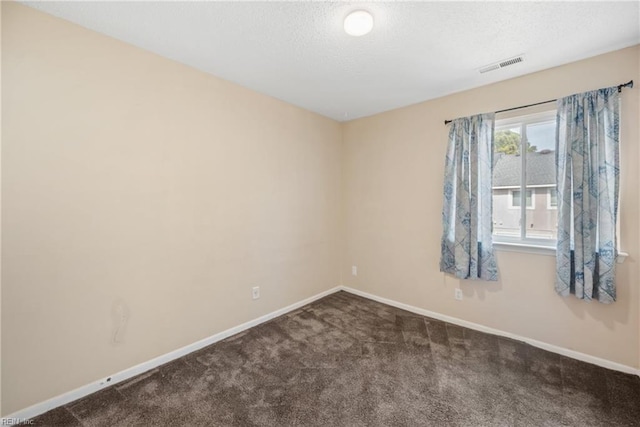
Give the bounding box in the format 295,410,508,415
440,113,498,281
555,87,620,303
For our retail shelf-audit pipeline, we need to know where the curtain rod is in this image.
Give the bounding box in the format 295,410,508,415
443,80,634,125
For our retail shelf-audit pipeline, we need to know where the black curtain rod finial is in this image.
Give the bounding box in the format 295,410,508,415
617,80,633,93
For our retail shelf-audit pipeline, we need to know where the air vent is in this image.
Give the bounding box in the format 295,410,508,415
499,56,523,67
479,55,524,74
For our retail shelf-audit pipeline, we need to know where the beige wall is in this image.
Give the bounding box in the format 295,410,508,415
343,45,640,369
1,3,342,415
3,0,640,418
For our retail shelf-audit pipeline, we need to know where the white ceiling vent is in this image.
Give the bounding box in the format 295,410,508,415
479,55,524,74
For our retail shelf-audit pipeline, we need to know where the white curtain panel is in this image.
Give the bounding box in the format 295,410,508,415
555,87,620,303
440,113,498,281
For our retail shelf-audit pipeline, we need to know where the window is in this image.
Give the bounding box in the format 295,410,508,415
509,189,533,209
548,188,558,209
492,110,557,245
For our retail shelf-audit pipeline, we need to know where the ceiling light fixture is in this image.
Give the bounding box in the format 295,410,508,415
344,10,374,37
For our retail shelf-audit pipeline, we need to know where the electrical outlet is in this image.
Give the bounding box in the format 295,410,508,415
352,266,357,276
454,288,463,301
252,286,260,300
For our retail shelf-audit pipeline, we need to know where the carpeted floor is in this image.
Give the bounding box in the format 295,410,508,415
32,291,639,426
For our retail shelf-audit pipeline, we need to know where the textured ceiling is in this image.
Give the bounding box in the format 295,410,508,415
21,1,640,121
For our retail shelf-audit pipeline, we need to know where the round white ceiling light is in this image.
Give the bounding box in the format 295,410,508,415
344,10,374,37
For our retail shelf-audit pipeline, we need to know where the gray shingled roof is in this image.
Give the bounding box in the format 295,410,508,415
493,151,555,187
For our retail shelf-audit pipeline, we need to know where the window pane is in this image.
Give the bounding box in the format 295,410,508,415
549,188,558,207
492,127,522,238
494,127,521,155
512,190,521,207
526,120,555,153
525,120,557,240
510,190,532,208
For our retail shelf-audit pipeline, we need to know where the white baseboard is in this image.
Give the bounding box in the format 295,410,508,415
3,286,341,425
340,286,640,377
6,283,638,424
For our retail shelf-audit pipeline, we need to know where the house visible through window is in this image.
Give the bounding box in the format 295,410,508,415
492,110,557,245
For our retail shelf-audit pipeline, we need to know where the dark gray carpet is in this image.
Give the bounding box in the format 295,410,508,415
31,291,640,426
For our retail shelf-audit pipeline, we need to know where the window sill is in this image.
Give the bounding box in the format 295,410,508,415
493,242,629,264
493,242,556,256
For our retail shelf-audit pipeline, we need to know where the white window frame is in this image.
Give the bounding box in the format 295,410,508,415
492,110,557,248
491,108,627,263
